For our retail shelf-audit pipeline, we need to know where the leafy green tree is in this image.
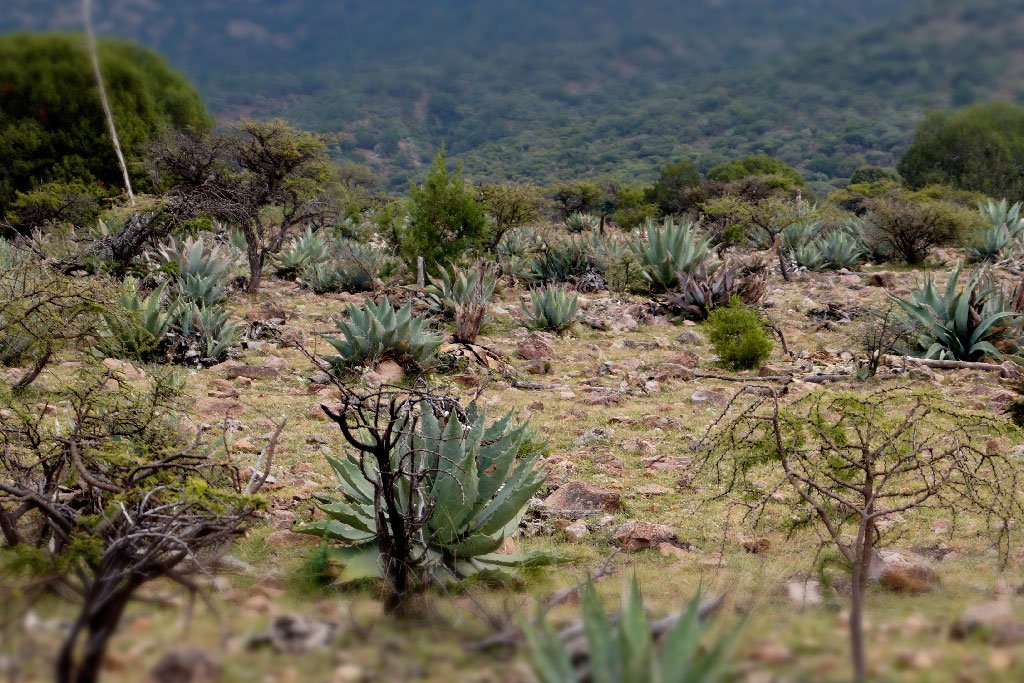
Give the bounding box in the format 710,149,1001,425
0,33,210,216
548,180,607,219
899,102,1024,201
706,154,804,192
476,182,545,250
647,159,703,215
849,166,899,185
404,151,488,269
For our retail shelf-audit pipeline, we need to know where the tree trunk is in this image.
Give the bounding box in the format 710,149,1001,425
244,229,263,294
849,523,873,683
57,584,133,683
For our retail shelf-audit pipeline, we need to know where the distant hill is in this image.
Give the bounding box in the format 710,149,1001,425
5,0,1021,193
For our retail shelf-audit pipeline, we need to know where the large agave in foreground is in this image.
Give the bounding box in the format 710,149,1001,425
890,266,1022,361
298,400,553,585
323,297,442,370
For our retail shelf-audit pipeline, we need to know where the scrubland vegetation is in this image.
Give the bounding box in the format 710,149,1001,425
9,12,1024,683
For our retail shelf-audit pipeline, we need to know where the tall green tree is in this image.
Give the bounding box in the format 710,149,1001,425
0,33,210,216
898,102,1024,201
647,159,703,216
707,154,804,191
404,151,487,269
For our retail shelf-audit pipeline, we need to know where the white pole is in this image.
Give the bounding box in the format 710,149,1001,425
83,0,135,205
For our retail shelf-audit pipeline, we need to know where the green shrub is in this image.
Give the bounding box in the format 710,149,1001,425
704,299,773,370
522,287,578,332
524,578,736,683
631,217,712,291
323,297,442,370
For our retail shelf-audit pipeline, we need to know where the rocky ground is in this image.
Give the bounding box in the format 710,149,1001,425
10,259,1024,683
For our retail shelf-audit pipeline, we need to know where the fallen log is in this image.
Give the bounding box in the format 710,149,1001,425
889,356,1018,377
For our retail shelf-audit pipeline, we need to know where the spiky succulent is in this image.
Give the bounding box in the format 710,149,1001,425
564,211,600,234
426,262,498,318
524,578,736,683
100,279,171,362
631,218,712,291
177,272,227,307
157,236,236,283
781,218,821,253
274,227,330,277
526,240,595,286
522,287,578,332
665,260,767,321
818,230,864,270
168,301,239,364
323,297,442,370
890,266,1021,361
301,240,388,294
298,401,553,584
791,243,827,271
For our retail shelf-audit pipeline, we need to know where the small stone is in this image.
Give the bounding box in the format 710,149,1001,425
786,579,823,606
194,398,244,419
374,360,405,384
742,538,771,554
226,365,279,380
613,520,677,552
657,542,690,560
564,520,589,540
263,356,289,371
102,357,145,380
147,647,219,683
867,272,897,288
232,437,260,454
525,359,551,375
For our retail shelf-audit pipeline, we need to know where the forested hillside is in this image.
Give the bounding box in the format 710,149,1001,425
4,0,1021,191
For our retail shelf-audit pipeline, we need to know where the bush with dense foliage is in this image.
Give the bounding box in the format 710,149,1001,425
899,102,1024,201
703,299,773,370
0,33,210,217
706,155,804,192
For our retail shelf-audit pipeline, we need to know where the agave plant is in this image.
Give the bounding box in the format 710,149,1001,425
425,262,498,318
818,230,864,270
522,287,578,332
496,227,540,259
323,297,442,370
890,266,1021,361
968,225,1014,262
665,260,767,321
298,398,553,595
781,218,821,253
274,226,330,277
526,240,595,286
979,199,1024,238
791,243,827,271
169,301,239,364
524,578,736,683
631,218,712,291
157,236,236,283
564,211,600,233
301,240,387,294
0,238,15,270
177,272,227,307
100,279,171,362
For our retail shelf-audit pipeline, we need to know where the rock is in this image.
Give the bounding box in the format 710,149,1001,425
525,359,551,375
951,600,1024,644
786,580,823,606
517,333,554,361
690,389,728,404
245,306,287,323
654,363,694,382
676,330,703,345
867,272,897,288
869,549,938,594
232,437,260,454
331,665,364,683
375,360,405,384
102,357,145,380
657,542,690,560
310,371,331,384
194,398,244,419
542,481,622,515
267,614,339,654
613,520,678,552
226,365,279,380
564,520,589,540
147,647,219,683
742,538,771,554
263,356,289,371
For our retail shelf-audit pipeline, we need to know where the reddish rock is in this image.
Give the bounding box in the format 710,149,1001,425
194,397,244,419
542,481,622,515
226,365,279,380
866,272,897,288
870,549,938,594
517,333,553,361
614,520,678,552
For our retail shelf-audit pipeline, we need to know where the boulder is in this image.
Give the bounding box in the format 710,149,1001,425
786,579,823,606
194,398,244,419
613,520,678,552
869,548,938,594
101,357,145,380
951,600,1024,644
542,481,622,515
374,360,406,384
563,520,589,540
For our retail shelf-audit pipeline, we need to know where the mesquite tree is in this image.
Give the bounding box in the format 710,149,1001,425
697,387,1024,683
0,367,271,683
